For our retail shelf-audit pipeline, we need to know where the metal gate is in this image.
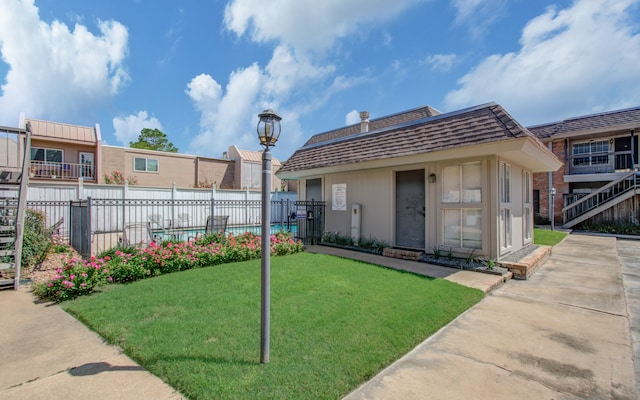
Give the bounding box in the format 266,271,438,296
293,200,325,245
69,199,91,258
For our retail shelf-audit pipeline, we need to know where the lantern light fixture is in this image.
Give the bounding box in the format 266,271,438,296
257,109,282,149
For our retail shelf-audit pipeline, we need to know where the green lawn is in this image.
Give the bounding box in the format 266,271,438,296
534,227,568,246
64,252,483,400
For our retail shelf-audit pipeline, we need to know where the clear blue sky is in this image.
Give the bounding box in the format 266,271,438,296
0,0,639,161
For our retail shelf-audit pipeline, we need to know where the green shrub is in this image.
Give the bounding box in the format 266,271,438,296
577,222,640,235
21,209,51,268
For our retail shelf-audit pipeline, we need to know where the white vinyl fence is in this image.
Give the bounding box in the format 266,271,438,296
22,181,296,238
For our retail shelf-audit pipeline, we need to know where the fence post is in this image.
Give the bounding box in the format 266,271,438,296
172,182,177,224
122,182,126,235
87,197,92,257
77,177,84,200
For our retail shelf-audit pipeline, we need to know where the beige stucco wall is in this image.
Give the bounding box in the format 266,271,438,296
196,158,235,189
100,146,125,184
101,146,237,188
300,154,531,260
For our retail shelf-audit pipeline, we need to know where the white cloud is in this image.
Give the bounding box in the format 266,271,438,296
186,0,428,159
264,45,335,97
452,0,507,38
423,53,460,72
187,67,264,157
224,0,426,53
345,110,361,125
0,0,129,125
445,0,640,125
112,111,163,146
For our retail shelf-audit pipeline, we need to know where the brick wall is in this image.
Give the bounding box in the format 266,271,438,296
532,139,567,224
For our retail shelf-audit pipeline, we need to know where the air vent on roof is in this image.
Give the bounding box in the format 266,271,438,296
360,111,370,133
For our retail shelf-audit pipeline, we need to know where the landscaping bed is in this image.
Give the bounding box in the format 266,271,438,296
418,253,510,276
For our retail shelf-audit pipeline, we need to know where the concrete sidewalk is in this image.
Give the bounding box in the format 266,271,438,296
0,288,184,400
344,234,638,399
1,235,637,399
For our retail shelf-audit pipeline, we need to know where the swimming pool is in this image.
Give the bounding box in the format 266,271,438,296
151,224,298,242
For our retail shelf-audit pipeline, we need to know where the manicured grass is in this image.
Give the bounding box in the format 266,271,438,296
63,252,483,400
533,228,567,246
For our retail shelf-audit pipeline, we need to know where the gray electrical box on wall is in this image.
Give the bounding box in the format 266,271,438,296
351,203,361,244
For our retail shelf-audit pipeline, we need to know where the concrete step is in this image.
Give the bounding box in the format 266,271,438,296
0,262,14,270
0,278,14,289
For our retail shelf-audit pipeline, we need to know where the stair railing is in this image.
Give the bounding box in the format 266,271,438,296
12,123,31,289
562,169,638,226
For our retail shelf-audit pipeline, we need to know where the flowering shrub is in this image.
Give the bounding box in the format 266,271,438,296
33,256,112,302
51,235,72,253
34,231,304,302
272,231,305,256
104,170,139,185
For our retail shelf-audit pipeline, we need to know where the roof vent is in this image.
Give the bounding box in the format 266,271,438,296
359,111,370,133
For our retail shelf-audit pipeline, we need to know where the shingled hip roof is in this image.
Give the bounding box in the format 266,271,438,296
279,102,556,175
528,105,640,139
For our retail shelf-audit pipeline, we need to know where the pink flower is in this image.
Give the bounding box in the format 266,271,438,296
80,283,87,287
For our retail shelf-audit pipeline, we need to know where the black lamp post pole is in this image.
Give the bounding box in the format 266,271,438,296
260,148,271,364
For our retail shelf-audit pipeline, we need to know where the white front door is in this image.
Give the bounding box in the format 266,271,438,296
79,152,95,179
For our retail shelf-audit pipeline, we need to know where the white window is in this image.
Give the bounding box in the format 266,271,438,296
442,162,482,204
500,162,510,203
31,147,63,164
441,161,483,250
499,162,512,251
573,140,609,166
523,170,532,242
134,157,158,172
500,208,512,249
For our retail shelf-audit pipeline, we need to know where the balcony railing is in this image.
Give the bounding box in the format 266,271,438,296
30,161,95,181
566,150,634,175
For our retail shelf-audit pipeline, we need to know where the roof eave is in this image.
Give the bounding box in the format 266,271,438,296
277,137,562,179
550,122,640,139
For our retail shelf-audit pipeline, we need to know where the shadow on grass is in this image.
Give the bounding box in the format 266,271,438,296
69,362,146,376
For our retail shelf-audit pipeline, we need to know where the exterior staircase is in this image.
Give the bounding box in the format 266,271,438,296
0,124,31,290
562,169,640,229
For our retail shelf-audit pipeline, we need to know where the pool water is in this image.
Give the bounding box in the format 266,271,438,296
152,224,298,242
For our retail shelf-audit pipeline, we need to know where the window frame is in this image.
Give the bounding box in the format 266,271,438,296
133,156,159,173
499,161,512,252
572,140,610,167
523,170,533,243
440,161,484,251
31,147,63,164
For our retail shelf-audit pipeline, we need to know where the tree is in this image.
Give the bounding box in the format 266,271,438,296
129,128,178,152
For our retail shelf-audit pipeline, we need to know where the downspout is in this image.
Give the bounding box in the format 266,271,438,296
195,157,199,187
548,141,553,223
632,129,636,169
95,123,102,184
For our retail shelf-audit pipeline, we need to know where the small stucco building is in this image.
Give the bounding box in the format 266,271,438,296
278,102,562,261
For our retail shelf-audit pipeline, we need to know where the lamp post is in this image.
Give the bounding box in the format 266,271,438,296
550,187,556,231
256,109,281,364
